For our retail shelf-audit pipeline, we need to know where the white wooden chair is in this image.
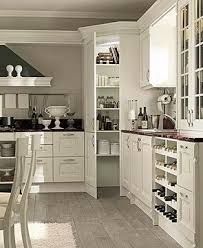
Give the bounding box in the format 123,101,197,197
0,134,40,248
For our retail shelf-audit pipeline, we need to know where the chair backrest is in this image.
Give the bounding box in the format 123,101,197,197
20,134,41,208
4,137,29,222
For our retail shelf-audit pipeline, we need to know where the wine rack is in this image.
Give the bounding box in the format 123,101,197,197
153,137,178,224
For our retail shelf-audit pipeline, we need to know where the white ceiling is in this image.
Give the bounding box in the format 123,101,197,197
0,0,156,19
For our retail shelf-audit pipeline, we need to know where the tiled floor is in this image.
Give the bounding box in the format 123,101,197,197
28,187,181,248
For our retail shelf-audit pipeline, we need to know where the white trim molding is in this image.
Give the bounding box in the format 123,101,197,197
79,21,139,43
0,30,82,45
0,10,138,20
0,77,53,87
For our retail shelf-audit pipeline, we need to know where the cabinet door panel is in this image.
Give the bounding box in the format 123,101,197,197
178,142,195,191
54,157,84,182
141,141,152,207
178,186,195,236
27,145,53,158
85,132,97,198
121,133,131,191
53,132,84,156
24,158,53,183
140,29,150,88
16,132,52,144
131,135,142,198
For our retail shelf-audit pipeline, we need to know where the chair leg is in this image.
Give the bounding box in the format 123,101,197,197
3,226,12,248
20,209,32,248
10,225,16,248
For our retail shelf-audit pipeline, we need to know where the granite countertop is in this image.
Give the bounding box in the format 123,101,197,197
121,130,203,142
0,128,84,133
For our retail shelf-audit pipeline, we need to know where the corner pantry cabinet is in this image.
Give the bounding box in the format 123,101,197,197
80,22,139,198
178,0,203,131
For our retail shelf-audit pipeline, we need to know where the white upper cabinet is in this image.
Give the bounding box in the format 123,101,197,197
178,0,203,131
140,30,150,88
140,6,177,89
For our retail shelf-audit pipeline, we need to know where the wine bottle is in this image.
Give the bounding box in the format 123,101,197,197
137,108,143,129
97,113,102,130
142,107,148,129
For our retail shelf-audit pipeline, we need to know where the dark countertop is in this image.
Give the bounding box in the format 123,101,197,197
121,130,203,142
0,128,84,133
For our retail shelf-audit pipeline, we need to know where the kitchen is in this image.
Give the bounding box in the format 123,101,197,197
0,0,201,247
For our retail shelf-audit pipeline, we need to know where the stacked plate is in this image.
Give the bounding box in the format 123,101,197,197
1,144,15,157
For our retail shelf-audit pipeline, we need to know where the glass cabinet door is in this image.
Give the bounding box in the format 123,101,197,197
194,0,203,121
179,4,190,124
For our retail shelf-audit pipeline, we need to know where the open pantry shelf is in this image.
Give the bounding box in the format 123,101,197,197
154,149,177,159
155,180,177,193
97,154,119,157
96,86,119,89
97,108,120,111
155,165,177,176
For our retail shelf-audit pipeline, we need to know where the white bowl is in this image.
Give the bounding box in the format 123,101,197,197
45,106,69,117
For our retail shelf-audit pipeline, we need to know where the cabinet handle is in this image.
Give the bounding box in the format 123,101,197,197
146,69,150,82
126,136,130,149
92,135,95,148
63,159,76,162
91,118,95,130
187,110,191,127
180,145,184,149
63,133,74,136
190,109,194,127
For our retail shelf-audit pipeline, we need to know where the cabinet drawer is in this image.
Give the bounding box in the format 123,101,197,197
27,145,52,158
53,132,84,156
0,133,15,141
16,132,52,145
178,187,195,239
24,157,53,183
53,157,84,182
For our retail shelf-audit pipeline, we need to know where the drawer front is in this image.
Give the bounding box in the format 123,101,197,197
16,132,52,145
53,132,84,156
27,145,53,158
0,133,15,141
24,157,53,183
54,157,84,182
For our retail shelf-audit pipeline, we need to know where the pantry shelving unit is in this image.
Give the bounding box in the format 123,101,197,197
96,37,120,189
153,137,178,224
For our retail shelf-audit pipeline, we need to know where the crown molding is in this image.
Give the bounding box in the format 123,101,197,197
137,0,177,32
0,30,82,45
79,21,139,42
0,10,138,20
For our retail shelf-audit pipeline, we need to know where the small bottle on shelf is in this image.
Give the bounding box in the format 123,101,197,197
142,107,148,129
97,113,102,130
137,108,143,129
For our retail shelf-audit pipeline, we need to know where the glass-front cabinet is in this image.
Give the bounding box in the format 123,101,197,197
179,1,190,129
178,0,203,130
194,0,203,127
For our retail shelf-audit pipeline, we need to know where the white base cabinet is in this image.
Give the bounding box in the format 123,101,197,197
121,132,152,209
54,157,84,182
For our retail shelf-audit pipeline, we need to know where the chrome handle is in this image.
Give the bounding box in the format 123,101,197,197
146,69,150,82
127,136,130,149
92,118,95,130
63,133,75,136
138,138,141,152
63,159,76,162
190,109,194,127
92,135,95,148
187,110,191,127
137,140,139,151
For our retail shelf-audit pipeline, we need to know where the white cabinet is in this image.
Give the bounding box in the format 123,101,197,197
85,132,97,198
15,132,52,144
140,30,150,88
27,144,53,158
178,0,203,131
178,187,195,237
130,134,141,197
177,141,195,192
121,133,131,191
140,6,177,88
140,136,153,207
121,133,152,208
53,132,84,157
24,157,53,183
54,157,84,182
